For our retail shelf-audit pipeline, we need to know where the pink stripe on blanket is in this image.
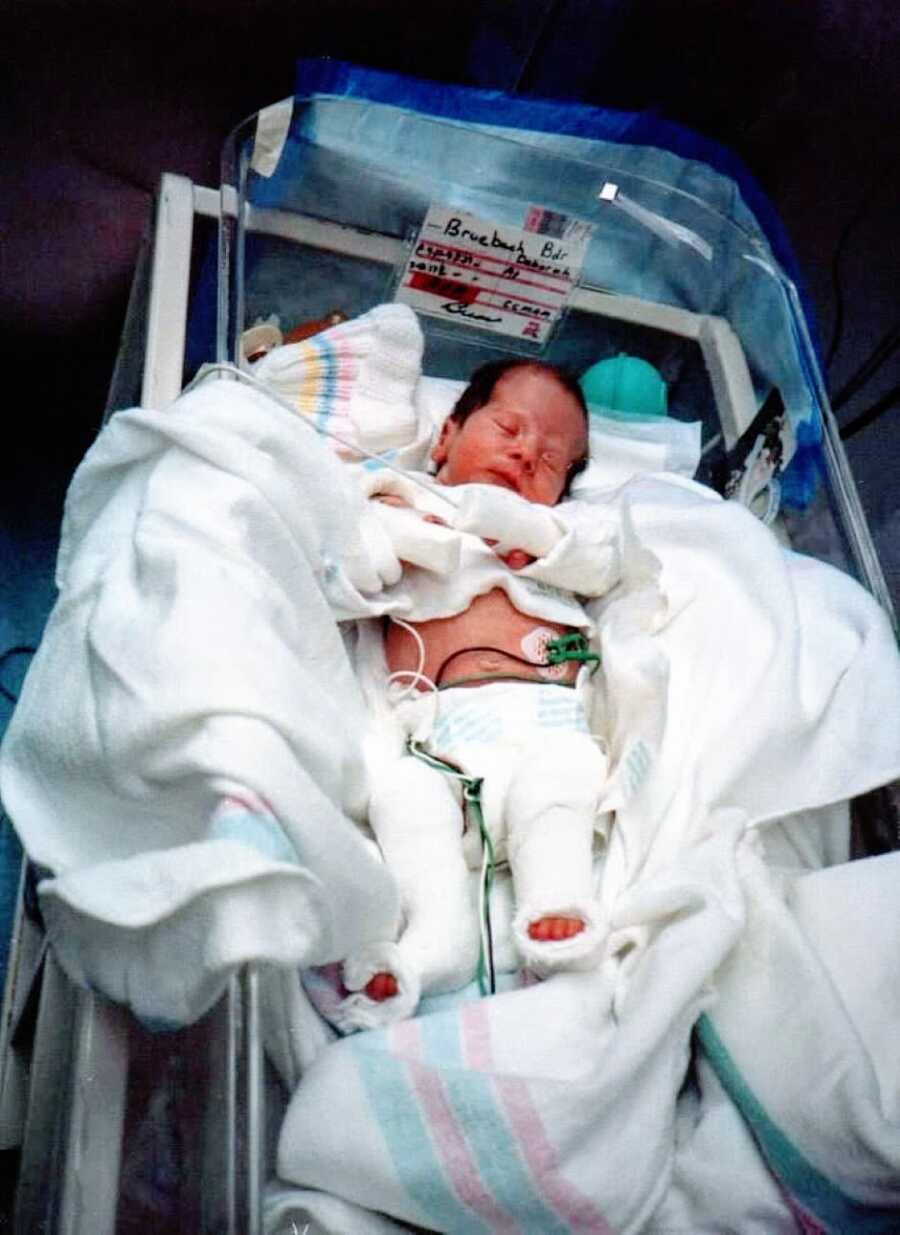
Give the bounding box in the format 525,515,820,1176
784,1197,828,1235
392,1019,521,1234
218,791,272,815
460,998,493,1071
327,342,359,381
461,1003,615,1235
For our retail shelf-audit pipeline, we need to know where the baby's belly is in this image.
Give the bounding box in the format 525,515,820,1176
383,588,580,688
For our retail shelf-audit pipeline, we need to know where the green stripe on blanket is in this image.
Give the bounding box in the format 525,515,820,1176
696,1014,900,1235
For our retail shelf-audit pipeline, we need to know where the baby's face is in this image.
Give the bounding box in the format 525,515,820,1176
431,367,587,506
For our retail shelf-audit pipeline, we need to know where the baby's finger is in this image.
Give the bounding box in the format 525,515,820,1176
499,549,534,571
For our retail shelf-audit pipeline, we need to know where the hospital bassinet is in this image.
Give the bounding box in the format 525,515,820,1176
1,69,898,1234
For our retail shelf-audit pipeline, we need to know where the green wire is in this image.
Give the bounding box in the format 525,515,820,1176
407,741,496,996
465,781,497,996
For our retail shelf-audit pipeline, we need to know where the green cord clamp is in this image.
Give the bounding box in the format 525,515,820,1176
544,633,601,670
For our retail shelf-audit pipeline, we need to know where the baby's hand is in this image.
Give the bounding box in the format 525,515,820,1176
501,548,535,570
452,484,562,559
373,493,447,527
483,539,535,571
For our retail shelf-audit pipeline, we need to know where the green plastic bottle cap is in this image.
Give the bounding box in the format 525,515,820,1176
579,353,668,418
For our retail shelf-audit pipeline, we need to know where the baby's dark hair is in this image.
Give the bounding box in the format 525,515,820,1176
451,359,590,493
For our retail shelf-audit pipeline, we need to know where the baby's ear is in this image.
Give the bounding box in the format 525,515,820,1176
431,416,459,468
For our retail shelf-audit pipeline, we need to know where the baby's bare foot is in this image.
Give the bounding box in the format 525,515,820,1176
364,972,399,1001
527,915,585,942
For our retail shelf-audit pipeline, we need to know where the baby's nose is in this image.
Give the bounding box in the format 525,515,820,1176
510,434,538,471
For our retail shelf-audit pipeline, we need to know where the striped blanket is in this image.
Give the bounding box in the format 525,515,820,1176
268,835,900,1233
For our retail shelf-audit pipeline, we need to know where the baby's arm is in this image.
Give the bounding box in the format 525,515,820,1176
367,499,461,575
350,469,463,586
451,484,620,596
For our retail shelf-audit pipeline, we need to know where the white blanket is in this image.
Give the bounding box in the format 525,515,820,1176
0,379,400,1026
581,472,900,900
2,373,899,1230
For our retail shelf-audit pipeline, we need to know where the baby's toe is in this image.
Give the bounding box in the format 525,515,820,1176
527,915,585,942
364,972,399,1001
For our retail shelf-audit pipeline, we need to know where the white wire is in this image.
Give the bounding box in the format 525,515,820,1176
762,476,781,525
734,434,782,525
386,668,439,697
385,616,440,702
181,362,462,513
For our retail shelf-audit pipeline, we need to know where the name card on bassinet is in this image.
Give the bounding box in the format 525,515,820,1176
396,203,591,345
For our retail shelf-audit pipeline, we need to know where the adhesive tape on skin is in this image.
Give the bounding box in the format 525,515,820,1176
520,627,568,680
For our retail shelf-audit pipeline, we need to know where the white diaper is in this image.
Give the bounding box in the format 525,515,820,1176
396,675,594,783
429,678,591,768
396,678,611,974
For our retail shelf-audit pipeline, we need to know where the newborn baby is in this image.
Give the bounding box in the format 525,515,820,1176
338,359,619,1029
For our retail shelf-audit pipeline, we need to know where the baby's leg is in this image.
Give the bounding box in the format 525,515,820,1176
506,729,608,975
337,755,480,1030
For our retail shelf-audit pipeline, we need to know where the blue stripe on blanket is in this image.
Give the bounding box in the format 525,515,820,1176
697,1014,900,1234
209,807,299,864
418,1016,574,1235
316,335,337,436
362,450,396,471
352,1031,493,1233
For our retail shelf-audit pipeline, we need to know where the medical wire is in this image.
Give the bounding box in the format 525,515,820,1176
385,617,439,701
407,737,497,996
472,791,497,997
386,619,498,993
735,436,781,526
181,362,463,515
432,644,592,688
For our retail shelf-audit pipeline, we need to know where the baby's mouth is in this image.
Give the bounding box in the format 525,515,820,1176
484,469,519,493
